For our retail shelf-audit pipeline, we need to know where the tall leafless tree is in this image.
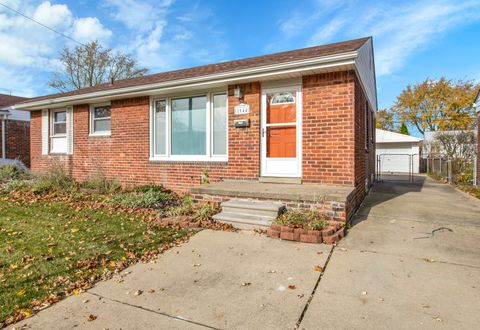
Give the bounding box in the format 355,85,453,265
49,41,148,92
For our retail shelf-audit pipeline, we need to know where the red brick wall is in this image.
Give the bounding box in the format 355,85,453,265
302,71,355,185
30,83,261,191
0,119,30,167
30,73,375,205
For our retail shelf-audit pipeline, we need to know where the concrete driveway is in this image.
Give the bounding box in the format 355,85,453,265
301,176,480,329
13,176,480,329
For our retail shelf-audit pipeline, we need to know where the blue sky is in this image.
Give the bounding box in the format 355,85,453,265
1,0,480,135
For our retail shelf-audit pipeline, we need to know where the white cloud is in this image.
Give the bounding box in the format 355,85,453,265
71,17,112,43
273,0,480,76
104,0,173,32
32,1,72,30
0,1,112,96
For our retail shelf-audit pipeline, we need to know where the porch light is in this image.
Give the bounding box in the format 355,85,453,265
234,86,243,99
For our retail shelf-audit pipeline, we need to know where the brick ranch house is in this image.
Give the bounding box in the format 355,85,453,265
16,37,377,223
0,94,30,167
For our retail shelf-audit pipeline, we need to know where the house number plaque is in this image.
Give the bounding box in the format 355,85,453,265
234,103,250,115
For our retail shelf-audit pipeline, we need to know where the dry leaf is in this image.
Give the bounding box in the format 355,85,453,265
87,314,97,321
288,285,296,290
314,265,323,272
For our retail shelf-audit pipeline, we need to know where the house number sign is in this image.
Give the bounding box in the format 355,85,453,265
234,103,250,115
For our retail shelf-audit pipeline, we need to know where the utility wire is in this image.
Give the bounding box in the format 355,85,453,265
0,1,85,46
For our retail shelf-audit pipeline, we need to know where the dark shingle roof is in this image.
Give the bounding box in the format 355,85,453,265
0,94,28,108
20,37,370,105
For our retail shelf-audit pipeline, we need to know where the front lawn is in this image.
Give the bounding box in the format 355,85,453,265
0,191,187,326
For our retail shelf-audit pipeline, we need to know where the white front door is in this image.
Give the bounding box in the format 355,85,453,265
261,86,302,177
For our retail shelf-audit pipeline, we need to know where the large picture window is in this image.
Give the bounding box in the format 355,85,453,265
152,92,227,161
171,96,207,155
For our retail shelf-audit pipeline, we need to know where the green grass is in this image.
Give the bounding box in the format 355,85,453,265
0,193,187,325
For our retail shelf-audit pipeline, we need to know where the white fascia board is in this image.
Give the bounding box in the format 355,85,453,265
16,51,358,110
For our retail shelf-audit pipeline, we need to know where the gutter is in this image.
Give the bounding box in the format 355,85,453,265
16,51,359,110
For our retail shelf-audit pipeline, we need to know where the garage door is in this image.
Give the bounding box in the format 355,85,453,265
376,143,419,173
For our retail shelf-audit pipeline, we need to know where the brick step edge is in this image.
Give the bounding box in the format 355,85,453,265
266,224,346,245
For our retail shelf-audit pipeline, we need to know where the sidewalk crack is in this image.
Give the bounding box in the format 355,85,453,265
87,291,221,330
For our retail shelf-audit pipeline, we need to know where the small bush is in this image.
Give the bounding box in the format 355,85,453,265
111,189,172,208
164,195,194,217
194,202,221,222
0,164,22,183
276,208,328,229
2,178,33,192
82,174,122,194
132,185,167,193
31,163,77,195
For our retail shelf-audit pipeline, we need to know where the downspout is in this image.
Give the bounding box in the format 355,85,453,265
1,114,5,159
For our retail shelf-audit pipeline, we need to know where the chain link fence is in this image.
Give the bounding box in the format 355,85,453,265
425,157,477,186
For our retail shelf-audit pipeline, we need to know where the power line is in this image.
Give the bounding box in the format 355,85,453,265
0,1,85,46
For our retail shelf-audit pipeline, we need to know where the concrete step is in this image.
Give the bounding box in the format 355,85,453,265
221,199,285,217
212,212,273,229
213,199,285,230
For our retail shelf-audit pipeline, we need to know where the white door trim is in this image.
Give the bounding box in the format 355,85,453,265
260,85,302,177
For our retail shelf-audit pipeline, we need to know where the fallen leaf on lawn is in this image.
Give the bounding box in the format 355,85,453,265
19,308,32,317
17,289,26,296
87,314,97,321
72,289,80,295
288,285,296,290
314,265,323,272
71,228,79,233
109,261,116,268
432,316,442,322
241,282,251,286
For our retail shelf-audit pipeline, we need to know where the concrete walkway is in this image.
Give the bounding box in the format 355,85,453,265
14,230,332,330
13,176,480,329
300,176,480,329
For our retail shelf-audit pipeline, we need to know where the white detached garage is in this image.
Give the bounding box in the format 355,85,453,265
376,129,423,174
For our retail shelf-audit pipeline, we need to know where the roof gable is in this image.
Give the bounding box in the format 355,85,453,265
376,129,422,143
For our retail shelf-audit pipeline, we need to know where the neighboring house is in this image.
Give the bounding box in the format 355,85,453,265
376,129,422,174
0,94,30,167
15,37,377,221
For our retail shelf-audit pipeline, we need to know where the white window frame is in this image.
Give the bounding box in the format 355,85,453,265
50,108,67,154
89,102,111,136
150,90,228,162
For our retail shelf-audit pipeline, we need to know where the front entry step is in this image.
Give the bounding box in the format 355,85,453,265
213,199,285,230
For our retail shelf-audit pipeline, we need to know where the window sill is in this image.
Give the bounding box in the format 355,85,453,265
149,156,228,163
89,133,111,138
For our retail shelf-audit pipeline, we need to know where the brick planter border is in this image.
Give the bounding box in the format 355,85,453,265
267,221,346,245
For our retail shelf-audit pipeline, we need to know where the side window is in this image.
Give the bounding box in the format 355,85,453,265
90,104,111,135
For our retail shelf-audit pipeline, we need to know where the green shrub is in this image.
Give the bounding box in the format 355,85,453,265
164,195,194,217
31,163,76,195
2,178,33,192
276,208,328,229
194,202,221,222
111,189,172,208
132,185,168,193
82,174,122,194
0,164,22,183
